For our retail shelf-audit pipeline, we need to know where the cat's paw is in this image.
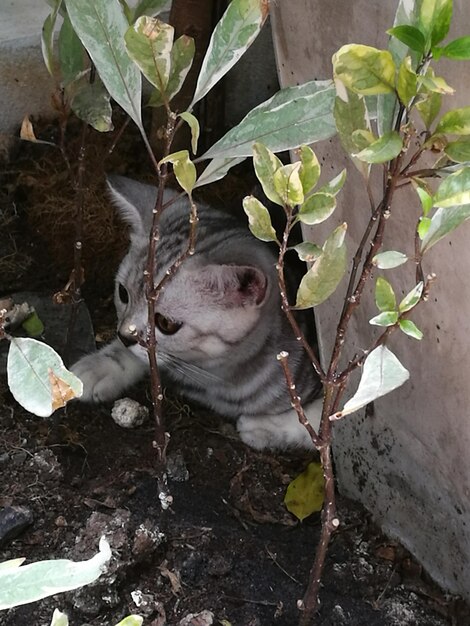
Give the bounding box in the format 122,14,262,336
71,341,147,403
237,401,322,450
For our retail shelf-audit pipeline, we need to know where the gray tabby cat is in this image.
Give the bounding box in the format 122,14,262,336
72,175,323,450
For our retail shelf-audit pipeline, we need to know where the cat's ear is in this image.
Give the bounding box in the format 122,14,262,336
106,174,157,236
199,265,268,308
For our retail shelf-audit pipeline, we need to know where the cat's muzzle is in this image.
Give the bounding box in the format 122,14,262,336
118,330,138,348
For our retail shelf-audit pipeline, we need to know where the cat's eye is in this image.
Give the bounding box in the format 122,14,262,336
118,283,129,304
155,312,182,335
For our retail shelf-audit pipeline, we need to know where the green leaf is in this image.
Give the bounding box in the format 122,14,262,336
375,276,396,312
194,156,245,188
148,35,195,107
69,79,114,132
389,0,423,67
372,251,408,269
291,242,323,262
273,163,304,207
297,193,336,226
132,0,171,20
66,0,143,131
7,338,83,418
21,311,45,337
419,73,454,95
332,346,409,419
420,204,470,252
114,617,144,626
252,142,283,205
191,0,268,107
386,25,426,53
377,92,399,136
334,88,369,156
399,282,424,313
354,131,403,164
445,139,470,163
351,129,376,151
435,107,470,135
419,0,453,47
284,462,325,521
295,224,347,309
317,169,347,196
332,44,396,95
369,311,399,327
397,56,417,106
160,150,196,194
441,36,470,60
200,80,336,159
433,167,470,208
58,13,86,87
0,537,110,609
297,145,321,194
418,216,432,239
414,183,433,216
41,0,63,76
242,196,278,243
399,319,424,340
117,0,133,23
125,17,173,94
416,91,442,129
179,112,200,154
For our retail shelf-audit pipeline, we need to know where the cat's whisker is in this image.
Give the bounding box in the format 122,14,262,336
159,353,224,386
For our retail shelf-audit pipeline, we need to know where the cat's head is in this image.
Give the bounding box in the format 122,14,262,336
107,175,274,367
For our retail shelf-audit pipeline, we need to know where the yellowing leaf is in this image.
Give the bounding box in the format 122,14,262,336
242,196,278,242
284,462,325,521
297,145,321,194
252,142,283,205
333,44,396,96
273,163,304,207
159,150,196,194
295,224,347,309
49,369,79,411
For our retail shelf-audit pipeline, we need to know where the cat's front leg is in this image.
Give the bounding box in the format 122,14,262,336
236,399,322,450
72,339,148,403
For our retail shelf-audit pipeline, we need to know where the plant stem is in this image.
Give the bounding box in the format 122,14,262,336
139,111,198,506
63,121,87,362
299,385,339,626
277,207,325,381
139,113,176,501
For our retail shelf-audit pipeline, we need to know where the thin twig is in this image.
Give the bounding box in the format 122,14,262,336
277,352,321,449
266,545,302,585
63,121,88,361
277,207,325,381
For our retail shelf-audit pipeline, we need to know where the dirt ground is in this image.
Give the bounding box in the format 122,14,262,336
0,118,469,626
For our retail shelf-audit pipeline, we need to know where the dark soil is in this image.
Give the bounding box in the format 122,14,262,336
0,117,468,626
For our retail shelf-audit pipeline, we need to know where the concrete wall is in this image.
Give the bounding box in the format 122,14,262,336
271,0,470,601
0,1,56,134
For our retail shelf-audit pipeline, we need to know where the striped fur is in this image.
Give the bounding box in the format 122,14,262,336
72,176,323,449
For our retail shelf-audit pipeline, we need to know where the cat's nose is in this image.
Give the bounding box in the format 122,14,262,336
118,328,138,347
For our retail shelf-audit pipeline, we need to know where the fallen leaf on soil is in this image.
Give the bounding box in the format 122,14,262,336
159,563,182,595
284,461,325,521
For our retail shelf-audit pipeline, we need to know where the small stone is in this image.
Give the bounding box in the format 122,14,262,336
0,506,34,547
178,610,214,626
111,398,148,429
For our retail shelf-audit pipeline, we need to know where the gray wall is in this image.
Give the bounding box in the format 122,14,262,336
271,0,470,601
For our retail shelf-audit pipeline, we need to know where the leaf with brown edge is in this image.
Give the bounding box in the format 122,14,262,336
49,369,79,411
